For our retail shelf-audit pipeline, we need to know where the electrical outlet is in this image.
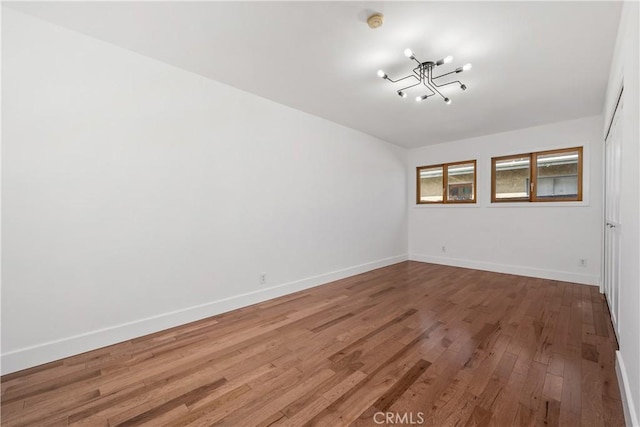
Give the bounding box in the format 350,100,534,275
260,273,267,285
441,246,446,253
579,259,587,267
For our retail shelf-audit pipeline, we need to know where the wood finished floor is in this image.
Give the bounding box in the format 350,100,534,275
1,262,625,427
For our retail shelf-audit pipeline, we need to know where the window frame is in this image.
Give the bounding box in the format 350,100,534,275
416,159,477,205
491,146,583,203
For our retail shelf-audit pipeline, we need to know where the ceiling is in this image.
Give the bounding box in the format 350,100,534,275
5,1,622,148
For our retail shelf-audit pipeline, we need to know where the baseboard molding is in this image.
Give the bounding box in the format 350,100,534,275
616,351,640,427
409,253,600,286
1,254,408,375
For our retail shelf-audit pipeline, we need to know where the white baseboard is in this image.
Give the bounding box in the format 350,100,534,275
616,350,640,427
1,254,408,375
409,253,600,286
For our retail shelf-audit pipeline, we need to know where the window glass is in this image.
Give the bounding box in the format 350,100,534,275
535,150,580,200
447,162,475,202
494,156,530,200
418,166,443,203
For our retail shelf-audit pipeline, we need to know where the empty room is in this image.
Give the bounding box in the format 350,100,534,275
1,1,639,426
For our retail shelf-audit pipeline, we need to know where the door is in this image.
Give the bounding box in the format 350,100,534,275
604,92,623,335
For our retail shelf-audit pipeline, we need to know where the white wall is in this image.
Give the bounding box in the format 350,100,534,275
604,3,640,426
0,8,408,374
408,116,603,286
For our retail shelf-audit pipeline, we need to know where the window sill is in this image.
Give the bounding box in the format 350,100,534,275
485,201,590,208
413,203,481,208
412,201,590,208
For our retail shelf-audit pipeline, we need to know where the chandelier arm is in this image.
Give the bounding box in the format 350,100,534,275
413,66,427,84
420,81,436,96
431,70,457,80
386,74,420,84
424,80,447,100
424,67,447,100
409,56,422,66
431,79,464,88
398,81,423,92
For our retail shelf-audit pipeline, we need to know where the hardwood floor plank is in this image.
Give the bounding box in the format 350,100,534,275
2,367,100,401
474,351,517,414
272,395,330,427
559,348,582,425
369,358,431,412
542,372,563,402
280,367,356,418
464,404,492,427
328,308,418,363
111,378,227,426
311,345,424,426
309,313,355,333
580,359,605,427
167,384,252,427
466,334,511,396
215,368,336,426
581,342,599,363
539,398,561,427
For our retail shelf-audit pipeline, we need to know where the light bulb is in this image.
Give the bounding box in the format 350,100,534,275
398,91,407,98
416,95,423,102
404,48,413,58
460,84,467,91
377,69,387,79
444,97,451,104
436,55,453,66
462,63,472,71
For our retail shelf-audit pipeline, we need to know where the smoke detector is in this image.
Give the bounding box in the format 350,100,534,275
367,13,384,29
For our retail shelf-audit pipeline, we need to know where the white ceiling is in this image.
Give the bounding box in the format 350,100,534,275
5,1,622,148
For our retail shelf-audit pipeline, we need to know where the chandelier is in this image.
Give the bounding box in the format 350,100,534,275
377,49,472,104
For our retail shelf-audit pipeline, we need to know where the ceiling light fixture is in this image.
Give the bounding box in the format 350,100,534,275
378,49,471,104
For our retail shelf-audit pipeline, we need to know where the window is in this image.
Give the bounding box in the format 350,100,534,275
417,160,476,204
492,147,582,202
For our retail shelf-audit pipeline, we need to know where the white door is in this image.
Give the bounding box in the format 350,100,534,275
604,93,623,335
